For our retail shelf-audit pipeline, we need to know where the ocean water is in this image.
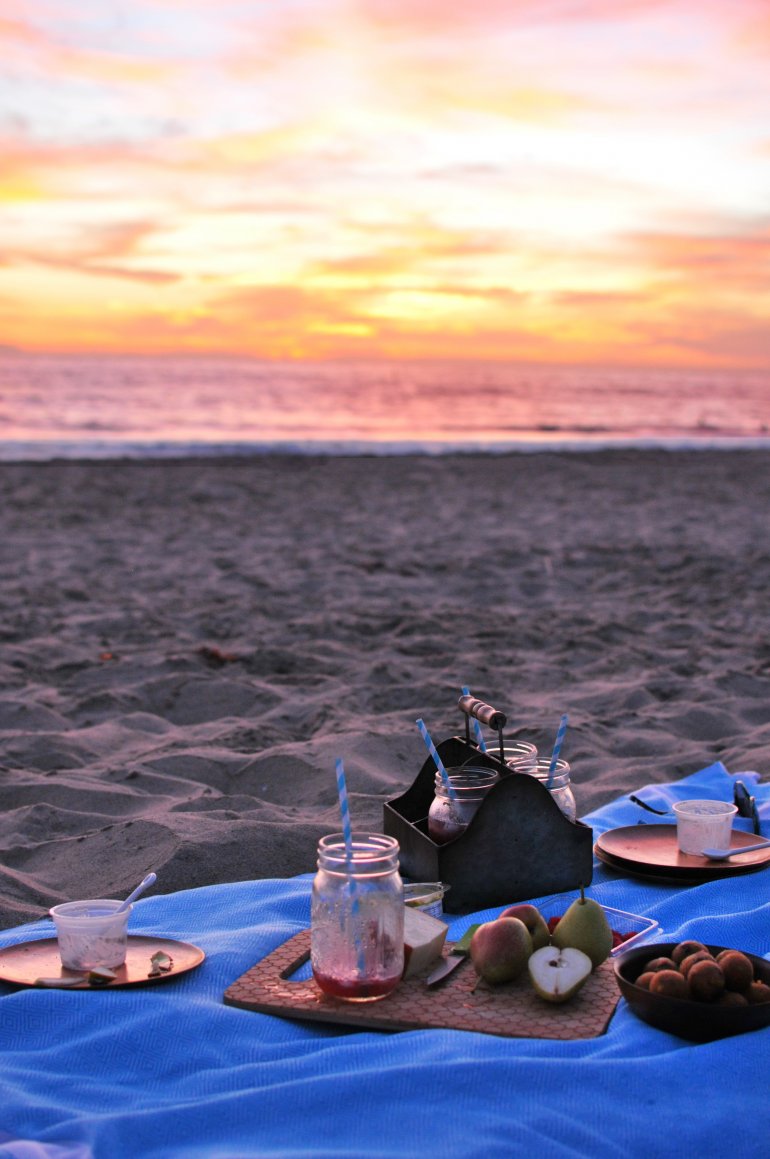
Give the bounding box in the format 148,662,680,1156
0,353,768,460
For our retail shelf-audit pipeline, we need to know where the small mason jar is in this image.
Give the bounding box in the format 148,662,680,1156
428,767,499,845
499,741,538,773
311,832,404,1002
525,758,577,821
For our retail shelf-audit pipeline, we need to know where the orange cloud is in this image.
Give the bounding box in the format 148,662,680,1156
0,132,171,206
189,126,324,171
1,0,768,367
18,254,178,286
629,225,770,291
528,222,770,367
619,305,770,367
2,215,180,284
548,290,647,308
733,3,770,51
0,14,45,49
308,218,506,281
1,265,764,366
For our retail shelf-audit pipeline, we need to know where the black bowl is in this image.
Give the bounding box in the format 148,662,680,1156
614,942,770,1042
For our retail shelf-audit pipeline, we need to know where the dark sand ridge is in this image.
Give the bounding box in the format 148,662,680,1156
1,450,769,928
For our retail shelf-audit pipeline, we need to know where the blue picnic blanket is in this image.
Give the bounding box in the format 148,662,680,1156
1,762,768,1159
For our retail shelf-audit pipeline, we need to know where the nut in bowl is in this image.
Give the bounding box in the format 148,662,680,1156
614,941,770,1041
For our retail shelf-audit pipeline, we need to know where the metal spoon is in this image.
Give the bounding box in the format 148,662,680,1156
629,795,671,816
116,872,157,912
701,841,770,861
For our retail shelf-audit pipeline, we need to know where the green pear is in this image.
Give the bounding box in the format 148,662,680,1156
550,886,613,968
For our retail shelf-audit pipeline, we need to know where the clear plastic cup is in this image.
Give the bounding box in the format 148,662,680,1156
49,899,131,971
673,799,738,855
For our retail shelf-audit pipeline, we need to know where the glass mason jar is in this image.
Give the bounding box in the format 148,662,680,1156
525,758,577,821
499,741,538,773
428,767,499,845
311,832,404,1002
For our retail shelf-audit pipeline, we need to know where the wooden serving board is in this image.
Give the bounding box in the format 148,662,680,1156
223,930,620,1040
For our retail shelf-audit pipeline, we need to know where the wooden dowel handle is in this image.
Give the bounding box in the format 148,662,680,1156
457,694,507,732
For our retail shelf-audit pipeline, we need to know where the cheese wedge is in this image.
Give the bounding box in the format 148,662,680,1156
402,905,448,978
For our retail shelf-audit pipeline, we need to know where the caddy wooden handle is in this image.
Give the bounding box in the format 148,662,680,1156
457,694,507,731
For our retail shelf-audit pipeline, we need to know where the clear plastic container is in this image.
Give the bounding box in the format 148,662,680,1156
538,896,660,956
673,799,737,855
403,882,449,920
602,906,661,955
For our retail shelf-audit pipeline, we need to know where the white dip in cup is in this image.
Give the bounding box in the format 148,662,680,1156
49,899,131,971
673,799,738,856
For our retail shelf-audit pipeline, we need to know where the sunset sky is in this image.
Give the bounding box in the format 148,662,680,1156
2,0,769,366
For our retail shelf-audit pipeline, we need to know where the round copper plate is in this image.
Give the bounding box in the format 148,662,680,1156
595,824,770,882
0,935,205,989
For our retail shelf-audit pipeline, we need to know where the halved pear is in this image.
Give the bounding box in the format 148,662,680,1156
528,945,592,1003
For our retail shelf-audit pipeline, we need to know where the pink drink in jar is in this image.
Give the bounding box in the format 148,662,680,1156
427,768,499,845
311,833,404,1002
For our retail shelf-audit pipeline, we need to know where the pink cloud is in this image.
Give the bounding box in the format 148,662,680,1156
308,225,507,279
628,307,770,366
356,0,672,33
548,290,648,307
35,257,178,285
629,224,770,290
4,219,179,285
0,14,47,49
0,2,194,88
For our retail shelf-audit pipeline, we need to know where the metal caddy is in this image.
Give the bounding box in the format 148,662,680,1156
383,695,594,912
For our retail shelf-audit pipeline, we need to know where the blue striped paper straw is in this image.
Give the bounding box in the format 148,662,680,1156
462,686,487,753
547,713,569,788
335,757,355,867
415,718,458,802
335,758,364,971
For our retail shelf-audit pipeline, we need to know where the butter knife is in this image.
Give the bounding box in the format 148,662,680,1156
425,924,479,987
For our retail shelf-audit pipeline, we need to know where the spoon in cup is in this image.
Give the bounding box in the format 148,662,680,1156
701,841,770,861
116,872,157,913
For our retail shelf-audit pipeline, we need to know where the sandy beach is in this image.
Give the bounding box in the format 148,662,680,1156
1,449,769,929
